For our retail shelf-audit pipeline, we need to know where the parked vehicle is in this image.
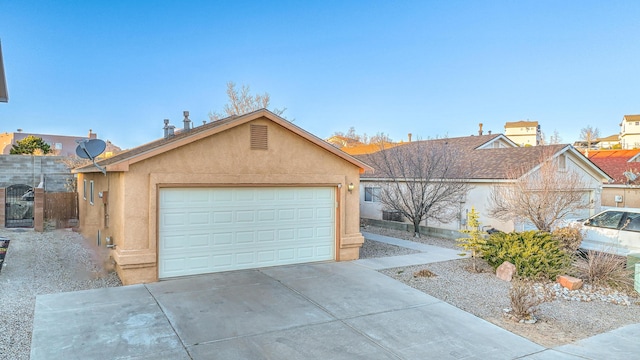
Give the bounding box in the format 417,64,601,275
576,208,640,256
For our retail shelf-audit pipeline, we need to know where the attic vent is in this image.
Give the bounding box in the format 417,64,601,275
250,124,268,150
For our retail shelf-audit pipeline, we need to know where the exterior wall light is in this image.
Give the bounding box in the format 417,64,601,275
348,183,355,193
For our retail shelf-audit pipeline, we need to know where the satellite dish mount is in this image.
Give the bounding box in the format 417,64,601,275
75,138,107,175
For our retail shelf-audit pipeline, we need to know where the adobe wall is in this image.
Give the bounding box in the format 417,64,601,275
0,155,74,192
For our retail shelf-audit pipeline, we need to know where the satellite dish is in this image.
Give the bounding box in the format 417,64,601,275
623,171,637,182
76,138,106,159
75,138,107,175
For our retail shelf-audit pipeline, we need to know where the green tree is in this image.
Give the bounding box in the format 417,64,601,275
457,207,486,272
10,135,52,155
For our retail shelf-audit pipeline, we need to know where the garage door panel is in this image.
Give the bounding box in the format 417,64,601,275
258,230,275,242
159,187,335,278
258,210,276,221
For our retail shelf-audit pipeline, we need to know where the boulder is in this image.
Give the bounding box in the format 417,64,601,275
496,261,516,281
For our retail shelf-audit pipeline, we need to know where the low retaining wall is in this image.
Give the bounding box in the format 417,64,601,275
362,218,464,240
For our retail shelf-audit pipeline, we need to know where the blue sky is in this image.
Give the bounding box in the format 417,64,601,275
1,1,639,149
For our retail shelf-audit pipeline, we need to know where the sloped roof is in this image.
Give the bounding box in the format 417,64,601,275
505,121,538,128
325,135,363,148
358,134,609,181
339,142,401,155
623,114,640,122
596,134,620,142
75,109,371,173
583,149,640,184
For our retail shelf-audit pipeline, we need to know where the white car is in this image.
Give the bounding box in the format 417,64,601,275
578,208,640,256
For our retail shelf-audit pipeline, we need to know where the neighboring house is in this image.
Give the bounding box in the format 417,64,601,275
595,134,620,149
0,129,118,156
358,134,609,233
74,109,369,285
504,121,541,146
325,135,363,148
339,141,401,155
583,149,640,208
620,114,640,149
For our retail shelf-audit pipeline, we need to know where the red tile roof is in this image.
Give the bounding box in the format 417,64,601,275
583,149,640,184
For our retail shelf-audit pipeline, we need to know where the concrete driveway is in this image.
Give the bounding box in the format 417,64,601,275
31,261,547,359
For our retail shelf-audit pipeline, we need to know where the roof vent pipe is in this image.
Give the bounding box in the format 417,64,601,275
408,133,412,142
163,119,170,138
478,123,483,136
183,111,191,131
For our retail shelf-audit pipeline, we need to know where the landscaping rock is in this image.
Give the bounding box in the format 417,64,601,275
496,261,516,281
557,275,583,290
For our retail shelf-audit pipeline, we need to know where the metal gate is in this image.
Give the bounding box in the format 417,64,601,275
5,184,34,228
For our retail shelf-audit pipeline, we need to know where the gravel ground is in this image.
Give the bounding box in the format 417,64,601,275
0,228,121,360
359,238,421,259
364,226,640,348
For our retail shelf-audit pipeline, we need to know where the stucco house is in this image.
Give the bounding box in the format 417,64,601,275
620,114,640,149
584,149,640,208
0,129,121,156
594,134,620,150
504,121,541,146
358,134,610,234
74,109,369,285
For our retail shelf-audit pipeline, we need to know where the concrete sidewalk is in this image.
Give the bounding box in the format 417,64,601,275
355,231,468,269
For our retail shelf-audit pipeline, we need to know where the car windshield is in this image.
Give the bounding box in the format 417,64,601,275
587,211,625,229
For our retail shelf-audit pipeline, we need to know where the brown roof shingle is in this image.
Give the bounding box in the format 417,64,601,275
358,134,569,180
75,109,371,173
623,114,640,122
505,121,538,128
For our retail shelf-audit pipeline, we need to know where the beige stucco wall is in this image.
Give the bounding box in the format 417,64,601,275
601,186,640,208
79,117,364,284
359,181,516,232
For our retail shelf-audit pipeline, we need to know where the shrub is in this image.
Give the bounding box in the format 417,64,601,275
508,279,542,320
413,268,436,278
571,250,633,290
482,231,570,280
456,207,487,272
552,226,584,253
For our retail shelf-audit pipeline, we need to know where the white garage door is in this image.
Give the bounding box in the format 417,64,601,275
158,187,335,278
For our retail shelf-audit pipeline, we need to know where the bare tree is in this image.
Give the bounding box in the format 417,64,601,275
209,82,287,121
488,148,591,232
549,129,562,144
369,132,392,144
580,126,600,156
365,141,473,237
328,128,393,147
